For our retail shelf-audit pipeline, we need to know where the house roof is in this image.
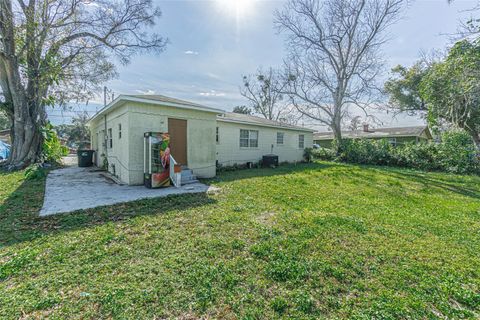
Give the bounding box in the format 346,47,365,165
88,94,314,132
313,126,431,140
88,94,225,124
217,112,314,132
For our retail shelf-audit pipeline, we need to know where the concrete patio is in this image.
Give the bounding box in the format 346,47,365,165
40,163,216,216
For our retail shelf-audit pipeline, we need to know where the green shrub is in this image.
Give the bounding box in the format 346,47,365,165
24,163,47,180
311,147,336,161
437,130,479,174
319,129,479,175
303,147,313,162
337,139,395,166
394,142,440,171
41,123,68,164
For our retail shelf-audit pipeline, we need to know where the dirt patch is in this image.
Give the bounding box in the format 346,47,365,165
256,211,278,226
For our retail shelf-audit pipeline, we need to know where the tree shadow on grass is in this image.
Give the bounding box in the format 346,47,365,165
204,161,337,184
0,175,216,248
373,167,480,200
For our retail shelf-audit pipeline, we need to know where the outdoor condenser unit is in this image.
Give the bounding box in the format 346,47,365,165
144,132,171,188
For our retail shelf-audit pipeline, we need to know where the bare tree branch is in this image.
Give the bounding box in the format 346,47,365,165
275,0,404,146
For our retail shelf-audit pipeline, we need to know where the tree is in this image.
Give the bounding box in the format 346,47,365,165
56,112,90,148
275,0,404,147
347,116,363,131
420,40,480,150
232,105,253,115
240,67,292,122
0,0,167,168
384,63,428,116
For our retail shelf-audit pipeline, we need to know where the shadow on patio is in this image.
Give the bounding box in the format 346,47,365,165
0,173,216,247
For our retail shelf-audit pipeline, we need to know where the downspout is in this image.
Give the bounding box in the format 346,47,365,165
104,114,108,164
103,86,108,165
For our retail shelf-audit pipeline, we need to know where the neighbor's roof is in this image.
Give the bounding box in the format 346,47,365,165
217,112,314,132
88,94,225,124
313,126,431,140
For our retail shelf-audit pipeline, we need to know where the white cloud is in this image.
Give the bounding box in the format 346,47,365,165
206,72,222,80
184,50,199,55
135,89,156,95
199,90,226,97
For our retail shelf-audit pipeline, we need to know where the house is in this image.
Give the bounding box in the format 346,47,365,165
0,140,10,160
313,124,432,148
88,95,313,185
0,129,11,144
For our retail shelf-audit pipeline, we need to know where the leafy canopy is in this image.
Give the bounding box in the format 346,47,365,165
420,40,480,139
384,63,428,115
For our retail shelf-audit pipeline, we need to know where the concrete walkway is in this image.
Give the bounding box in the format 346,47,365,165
40,165,215,216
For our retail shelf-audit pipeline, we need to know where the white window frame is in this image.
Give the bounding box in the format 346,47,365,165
118,123,122,139
240,129,259,148
276,132,284,145
389,137,397,146
216,127,219,144
298,134,305,148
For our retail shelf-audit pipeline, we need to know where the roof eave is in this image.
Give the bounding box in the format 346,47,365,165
87,95,225,125
314,133,426,140
217,117,314,132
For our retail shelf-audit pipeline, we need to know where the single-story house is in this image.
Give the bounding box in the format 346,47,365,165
0,140,10,160
313,124,432,148
0,129,11,144
88,95,313,185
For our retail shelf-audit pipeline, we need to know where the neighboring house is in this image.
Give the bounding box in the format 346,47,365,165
313,125,432,148
0,129,11,144
0,140,10,160
88,95,313,185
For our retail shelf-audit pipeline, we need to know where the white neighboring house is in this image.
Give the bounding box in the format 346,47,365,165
88,95,313,185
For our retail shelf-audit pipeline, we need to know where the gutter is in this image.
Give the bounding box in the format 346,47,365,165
217,117,315,133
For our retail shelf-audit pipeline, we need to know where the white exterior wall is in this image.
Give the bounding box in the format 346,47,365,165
90,104,131,184
89,100,313,185
126,102,217,185
90,102,217,185
216,120,313,167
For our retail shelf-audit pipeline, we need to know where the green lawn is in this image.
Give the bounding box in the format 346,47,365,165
1,162,480,319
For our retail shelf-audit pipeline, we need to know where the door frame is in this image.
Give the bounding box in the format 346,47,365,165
168,117,188,166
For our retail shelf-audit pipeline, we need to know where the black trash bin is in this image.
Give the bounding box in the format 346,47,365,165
77,149,95,167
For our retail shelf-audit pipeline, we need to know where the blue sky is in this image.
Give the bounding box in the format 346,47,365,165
48,0,477,130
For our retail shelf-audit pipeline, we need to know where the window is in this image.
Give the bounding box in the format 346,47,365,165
389,137,397,146
298,134,305,148
240,129,259,148
216,127,219,144
118,124,122,139
108,128,112,148
276,132,284,145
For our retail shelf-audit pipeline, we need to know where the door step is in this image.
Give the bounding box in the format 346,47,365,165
180,168,199,185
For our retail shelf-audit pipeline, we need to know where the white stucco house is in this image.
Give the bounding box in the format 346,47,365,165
88,95,313,185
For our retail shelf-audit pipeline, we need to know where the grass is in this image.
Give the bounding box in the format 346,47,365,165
1,161,480,319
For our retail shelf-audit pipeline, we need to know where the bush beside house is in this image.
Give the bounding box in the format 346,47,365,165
307,130,480,175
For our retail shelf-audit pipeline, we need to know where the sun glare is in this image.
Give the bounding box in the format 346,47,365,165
216,0,255,18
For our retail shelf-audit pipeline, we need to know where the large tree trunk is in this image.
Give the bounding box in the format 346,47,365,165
9,104,44,168
331,100,343,154
0,0,45,168
1,53,45,168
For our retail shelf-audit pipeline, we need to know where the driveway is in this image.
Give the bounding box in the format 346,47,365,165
40,165,215,216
